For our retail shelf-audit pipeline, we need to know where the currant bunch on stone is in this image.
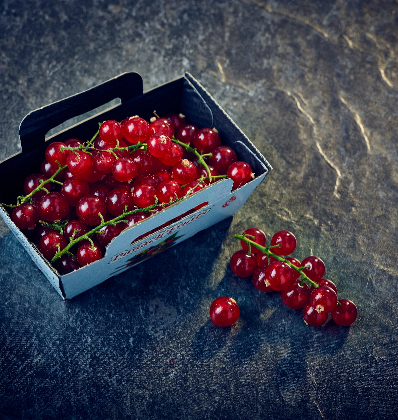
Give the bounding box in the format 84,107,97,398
211,228,358,328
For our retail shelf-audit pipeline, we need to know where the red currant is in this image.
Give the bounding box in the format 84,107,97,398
132,184,157,208
60,177,90,206
252,266,274,293
147,133,172,158
67,150,93,178
317,278,338,294
37,192,70,222
227,161,253,189
76,195,107,226
331,299,358,326
23,174,49,199
161,143,183,166
12,203,38,230
120,212,150,230
99,120,122,147
156,180,182,204
281,279,311,309
270,230,297,256
53,254,80,274
209,296,240,327
240,227,266,254
64,220,88,243
230,249,257,277
302,304,329,327
96,223,123,247
264,261,295,291
149,117,174,137
112,157,137,182
193,128,221,153
209,146,238,175
172,159,198,185
165,113,186,131
39,231,67,260
106,186,135,216
45,141,68,167
301,256,326,281
76,243,103,266
175,124,198,147
310,285,338,313
122,116,150,144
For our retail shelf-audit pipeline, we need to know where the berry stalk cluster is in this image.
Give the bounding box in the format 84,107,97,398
209,228,357,328
6,112,255,273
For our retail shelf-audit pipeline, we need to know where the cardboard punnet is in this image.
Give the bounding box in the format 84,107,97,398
0,72,272,299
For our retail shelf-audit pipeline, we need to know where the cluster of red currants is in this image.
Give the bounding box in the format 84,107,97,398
209,228,357,328
9,113,254,273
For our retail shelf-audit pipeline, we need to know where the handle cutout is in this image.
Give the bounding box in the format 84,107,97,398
45,98,121,140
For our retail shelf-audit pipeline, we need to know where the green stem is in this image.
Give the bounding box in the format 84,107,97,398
19,164,67,205
51,196,184,263
234,234,319,288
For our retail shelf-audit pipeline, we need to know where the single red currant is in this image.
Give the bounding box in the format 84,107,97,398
165,113,186,131
209,146,238,175
122,116,150,144
270,230,297,256
227,161,253,189
147,133,172,158
53,254,80,274
240,227,266,254
310,285,338,313
23,174,49,199
281,279,312,309
12,203,38,230
106,186,135,216
193,128,221,153
148,117,174,137
230,249,257,277
45,141,68,167
156,180,182,204
301,256,326,281
317,278,338,294
331,299,358,326
76,195,107,226
264,261,295,291
67,150,93,178
37,192,70,222
161,143,184,166
112,157,137,182
252,266,275,293
209,296,240,327
302,304,329,327
96,224,123,247
132,184,157,208
63,220,88,243
172,159,198,185
39,231,67,260
76,243,103,266
60,178,90,206
175,124,198,147
99,120,122,147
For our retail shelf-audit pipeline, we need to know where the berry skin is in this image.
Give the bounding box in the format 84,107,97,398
331,299,357,326
53,254,80,274
39,231,67,260
106,186,135,216
24,174,49,199
161,143,183,166
99,120,122,147
122,116,150,144
149,118,174,137
156,180,182,204
193,128,221,153
96,224,123,247
175,124,198,147
45,141,68,167
132,184,157,208
112,158,137,183
227,161,253,189
240,227,266,254
209,296,240,327
67,150,93,178
281,279,311,309
76,195,107,226
60,177,90,206
37,192,70,222
270,230,297,256
165,113,186,131
317,278,338,294
252,266,274,293
264,261,295,291
147,133,172,158
230,249,257,277
209,146,238,175
63,220,88,243
302,304,329,327
12,203,38,230
76,243,103,267
284,256,302,280
172,159,198,185
301,256,326,282
310,285,338,313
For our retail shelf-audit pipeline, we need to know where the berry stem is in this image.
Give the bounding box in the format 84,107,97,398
234,234,319,288
171,137,214,181
51,195,185,263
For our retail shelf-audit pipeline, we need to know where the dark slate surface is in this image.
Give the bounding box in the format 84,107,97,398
1,1,397,419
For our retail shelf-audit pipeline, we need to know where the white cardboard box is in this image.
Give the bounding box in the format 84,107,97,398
0,72,271,299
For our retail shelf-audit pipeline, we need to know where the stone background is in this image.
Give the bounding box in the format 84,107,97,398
0,1,397,419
